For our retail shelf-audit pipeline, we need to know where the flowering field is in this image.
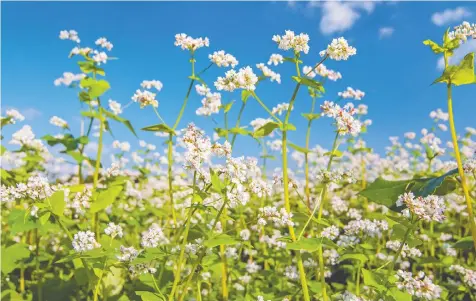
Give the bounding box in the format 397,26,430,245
2,19,476,301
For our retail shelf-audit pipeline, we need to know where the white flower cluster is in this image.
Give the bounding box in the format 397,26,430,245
104,222,123,238
463,157,476,174
272,30,310,54
429,109,448,121
117,245,139,262
129,263,157,277
174,33,209,51
336,235,360,248
272,103,291,116
95,37,113,51
257,206,294,228
386,240,422,258
336,291,366,301
141,80,163,91
314,168,356,184
141,223,169,248
320,37,356,61
181,123,216,170
131,89,158,108
395,270,442,300
330,197,349,215
268,53,284,66
256,63,281,84
304,64,342,81
449,21,476,42
323,249,340,265
196,92,221,116
92,50,108,65
4,109,25,124
321,225,340,240
284,265,299,280
112,140,131,152
54,72,85,86
420,130,445,156
209,50,238,68
108,99,122,115
320,101,362,136
59,29,80,43
68,187,92,216
50,116,68,128
3,175,56,201
396,192,446,222
72,231,100,253
214,66,259,92
9,125,47,151
338,87,365,100
344,219,388,238
449,265,476,290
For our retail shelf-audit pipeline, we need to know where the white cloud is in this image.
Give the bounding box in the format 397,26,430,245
431,7,471,26
437,39,476,70
379,27,395,39
319,1,377,35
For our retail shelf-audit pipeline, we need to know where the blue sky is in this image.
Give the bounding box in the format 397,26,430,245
2,1,476,160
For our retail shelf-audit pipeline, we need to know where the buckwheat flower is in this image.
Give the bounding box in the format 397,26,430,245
320,37,356,61
209,50,238,68
54,72,85,86
30,205,39,218
95,37,113,51
174,33,209,51
337,235,360,247
449,265,476,290
49,116,68,129
215,69,239,92
284,265,299,280
396,193,446,223
320,101,361,136
5,109,25,124
236,66,259,91
323,249,340,265
321,225,340,240
246,260,261,274
303,66,317,78
272,103,291,116
141,223,169,248
108,99,122,115
211,141,232,158
249,178,272,198
131,89,158,108
59,30,80,43
72,231,100,253
117,245,139,262
386,240,422,258
196,92,222,116
69,187,92,215
181,123,212,170
129,263,157,277
104,222,123,238
463,157,476,174
338,87,365,100
429,109,448,121
195,84,210,96
344,219,388,238
330,196,349,215
404,132,416,140
240,229,251,241
141,80,163,91
268,53,284,66
272,30,310,54
448,21,476,42
112,140,131,152
256,63,281,83
395,270,442,300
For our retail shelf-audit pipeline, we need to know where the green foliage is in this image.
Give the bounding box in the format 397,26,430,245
433,53,476,86
252,121,280,138
90,184,124,213
141,123,175,135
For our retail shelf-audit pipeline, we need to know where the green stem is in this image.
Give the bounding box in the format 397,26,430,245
251,91,282,123
447,82,476,249
35,229,42,301
304,97,316,210
169,171,197,300
92,107,105,238
230,101,247,147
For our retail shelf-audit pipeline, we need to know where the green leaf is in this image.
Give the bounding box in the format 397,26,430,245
292,76,325,93
78,61,105,76
423,39,445,54
280,123,296,131
141,123,175,135
1,244,30,274
222,101,234,113
8,209,38,234
50,190,65,216
433,53,476,86
228,127,251,136
210,169,224,193
411,168,458,197
339,253,368,263
136,291,163,301
362,268,386,292
241,90,252,102
80,78,110,98
324,150,343,158
203,234,239,248
101,108,137,137
253,121,280,138
289,143,310,154
452,236,474,250
301,113,321,121
90,185,123,213
39,212,51,225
